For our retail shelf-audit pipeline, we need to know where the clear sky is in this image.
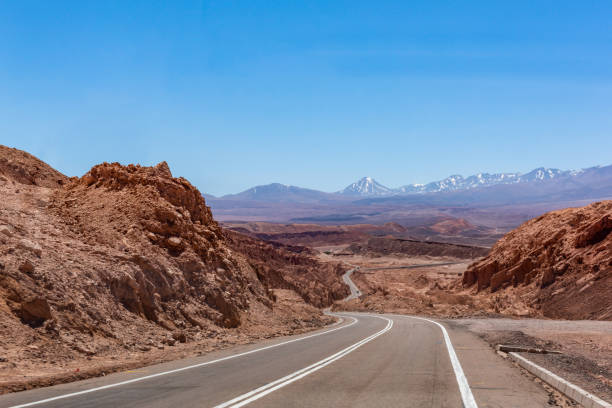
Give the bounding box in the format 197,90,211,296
1,1,611,196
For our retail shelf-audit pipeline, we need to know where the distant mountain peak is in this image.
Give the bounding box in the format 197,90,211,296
219,182,335,203
340,177,393,196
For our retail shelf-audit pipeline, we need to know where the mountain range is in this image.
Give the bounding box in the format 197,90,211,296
207,164,612,226
395,168,571,194
212,166,597,200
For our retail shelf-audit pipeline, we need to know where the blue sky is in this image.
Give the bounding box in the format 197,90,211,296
1,1,611,196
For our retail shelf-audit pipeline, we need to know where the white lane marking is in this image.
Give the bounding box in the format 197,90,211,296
388,314,478,408
214,315,393,408
8,317,357,408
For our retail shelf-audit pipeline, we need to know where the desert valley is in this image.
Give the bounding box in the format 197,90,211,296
0,144,610,407
3,2,611,407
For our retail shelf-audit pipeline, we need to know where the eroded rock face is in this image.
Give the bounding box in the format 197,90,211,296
463,201,612,319
0,147,347,389
1,152,349,345
50,161,266,329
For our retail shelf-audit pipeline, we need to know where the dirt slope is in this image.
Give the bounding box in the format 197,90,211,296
0,145,67,188
0,148,347,392
463,201,612,319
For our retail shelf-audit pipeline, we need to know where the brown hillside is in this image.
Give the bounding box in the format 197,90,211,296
463,201,612,319
0,151,347,392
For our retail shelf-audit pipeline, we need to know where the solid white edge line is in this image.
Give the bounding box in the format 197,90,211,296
8,317,357,408
214,315,393,408
387,314,478,408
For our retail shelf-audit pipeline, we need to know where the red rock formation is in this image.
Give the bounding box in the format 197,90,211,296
0,147,348,391
51,161,255,328
463,201,612,319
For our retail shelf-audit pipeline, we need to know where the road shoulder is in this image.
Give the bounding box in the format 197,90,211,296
443,321,574,407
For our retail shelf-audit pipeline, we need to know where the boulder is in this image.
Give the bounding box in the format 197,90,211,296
21,297,53,325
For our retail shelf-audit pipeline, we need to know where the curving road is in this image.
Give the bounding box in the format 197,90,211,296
342,268,362,300
1,310,553,408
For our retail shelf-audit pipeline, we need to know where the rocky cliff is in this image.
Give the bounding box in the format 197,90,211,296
0,147,347,392
463,201,612,319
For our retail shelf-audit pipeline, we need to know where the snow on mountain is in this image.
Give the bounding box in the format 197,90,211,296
397,168,570,194
340,177,394,196
210,166,598,203
517,167,569,182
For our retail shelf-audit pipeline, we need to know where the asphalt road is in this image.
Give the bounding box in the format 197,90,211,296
1,312,552,408
342,268,362,300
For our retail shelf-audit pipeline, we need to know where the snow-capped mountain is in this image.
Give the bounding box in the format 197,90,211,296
517,167,569,182
207,164,612,223
398,173,518,193
340,177,394,196
208,166,606,207
397,168,570,194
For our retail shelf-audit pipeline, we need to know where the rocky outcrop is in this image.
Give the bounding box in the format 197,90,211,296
50,161,254,329
463,201,612,319
20,297,53,326
0,148,349,392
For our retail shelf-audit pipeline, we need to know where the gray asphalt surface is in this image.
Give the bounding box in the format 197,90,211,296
0,312,552,408
342,268,362,300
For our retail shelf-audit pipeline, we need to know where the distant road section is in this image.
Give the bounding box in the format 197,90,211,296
342,268,362,300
